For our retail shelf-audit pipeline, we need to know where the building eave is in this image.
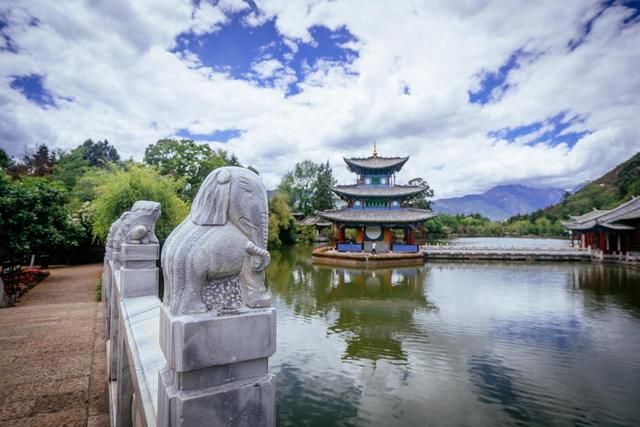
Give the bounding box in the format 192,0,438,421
332,185,427,199
343,156,410,173
317,208,437,225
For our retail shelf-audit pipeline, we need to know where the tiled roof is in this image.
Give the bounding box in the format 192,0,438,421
317,208,436,224
344,156,409,172
568,209,609,222
593,197,640,224
332,185,426,199
298,215,333,226
563,199,640,231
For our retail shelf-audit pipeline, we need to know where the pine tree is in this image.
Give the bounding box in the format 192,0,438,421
313,160,336,211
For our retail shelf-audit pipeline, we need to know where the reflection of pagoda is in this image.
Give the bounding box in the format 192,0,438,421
318,145,436,253
321,266,434,362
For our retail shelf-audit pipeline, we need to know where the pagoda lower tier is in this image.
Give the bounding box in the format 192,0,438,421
318,207,436,253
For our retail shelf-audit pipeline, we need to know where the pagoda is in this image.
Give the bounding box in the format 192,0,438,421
318,145,436,253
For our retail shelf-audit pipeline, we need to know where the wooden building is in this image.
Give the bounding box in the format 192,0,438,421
318,147,436,253
563,197,640,254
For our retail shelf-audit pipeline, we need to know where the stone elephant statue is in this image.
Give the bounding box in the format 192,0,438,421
161,167,271,316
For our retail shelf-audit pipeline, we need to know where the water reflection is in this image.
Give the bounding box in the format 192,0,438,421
573,262,640,316
267,246,640,426
267,245,434,362
325,266,434,362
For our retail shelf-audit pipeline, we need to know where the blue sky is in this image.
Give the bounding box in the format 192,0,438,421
1,0,639,196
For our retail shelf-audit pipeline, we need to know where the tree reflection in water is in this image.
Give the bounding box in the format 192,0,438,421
266,245,436,362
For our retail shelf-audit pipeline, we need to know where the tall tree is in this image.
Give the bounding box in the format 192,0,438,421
313,160,336,211
80,139,120,167
143,138,237,200
53,147,91,190
0,148,13,170
407,177,435,209
19,144,56,176
278,160,322,215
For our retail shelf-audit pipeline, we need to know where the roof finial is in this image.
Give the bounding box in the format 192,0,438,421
372,142,378,158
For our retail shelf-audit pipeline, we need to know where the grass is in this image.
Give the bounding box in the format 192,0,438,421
95,277,102,302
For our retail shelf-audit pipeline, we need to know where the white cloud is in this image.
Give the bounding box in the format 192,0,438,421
190,1,228,35
0,0,639,197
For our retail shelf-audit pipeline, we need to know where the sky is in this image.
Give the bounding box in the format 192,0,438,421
0,0,639,198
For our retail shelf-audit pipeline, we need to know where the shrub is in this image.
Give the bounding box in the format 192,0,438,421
0,175,81,261
91,164,188,242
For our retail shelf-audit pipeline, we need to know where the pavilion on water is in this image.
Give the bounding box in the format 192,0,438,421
318,146,436,253
563,196,640,254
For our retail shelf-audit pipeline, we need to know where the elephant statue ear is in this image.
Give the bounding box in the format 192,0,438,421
191,168,232,225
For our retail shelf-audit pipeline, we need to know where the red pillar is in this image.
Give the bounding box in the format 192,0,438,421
599,232,606,251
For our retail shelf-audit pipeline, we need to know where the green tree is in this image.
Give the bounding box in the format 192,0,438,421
53,147,91,190
8,144,56,177
80,139,120,167
268,192,295,249
91,164,188,242
144,138,236,200
0,175,81,260
278,160,323,215
407,177,435,209
0,148,13,169
313,161,336,211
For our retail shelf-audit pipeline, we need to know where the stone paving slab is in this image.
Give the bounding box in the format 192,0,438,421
0,264,108,427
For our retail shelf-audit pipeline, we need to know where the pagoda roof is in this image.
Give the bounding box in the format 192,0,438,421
318,208,436,224
344,156,409,173
332,185,427,199
562,199,640,231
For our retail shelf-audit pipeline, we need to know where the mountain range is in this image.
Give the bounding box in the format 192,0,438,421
432,184,566,221
539,151,640,220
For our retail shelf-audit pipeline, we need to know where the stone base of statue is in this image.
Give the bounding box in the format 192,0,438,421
157,305,277,427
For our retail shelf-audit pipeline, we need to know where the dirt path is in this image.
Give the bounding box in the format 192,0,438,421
0,264,108,427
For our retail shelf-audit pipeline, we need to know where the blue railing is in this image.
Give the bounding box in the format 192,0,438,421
336,243,363,252
392,244,419,253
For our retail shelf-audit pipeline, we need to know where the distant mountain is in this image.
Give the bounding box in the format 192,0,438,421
432,184,566,221
540,151,640,219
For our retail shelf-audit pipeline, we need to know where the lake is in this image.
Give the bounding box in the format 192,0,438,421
267,244,640,426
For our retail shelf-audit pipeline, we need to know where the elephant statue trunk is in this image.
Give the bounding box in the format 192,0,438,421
161,167,272,316
241,240,271,308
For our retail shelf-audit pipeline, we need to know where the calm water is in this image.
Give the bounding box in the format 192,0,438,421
266,245,640,426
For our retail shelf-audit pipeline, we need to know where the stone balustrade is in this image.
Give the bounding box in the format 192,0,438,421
104,169,276,427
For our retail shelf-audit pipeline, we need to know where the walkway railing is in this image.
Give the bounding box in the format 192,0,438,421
103,204,276,427
421,244,640,264
421,244,591,261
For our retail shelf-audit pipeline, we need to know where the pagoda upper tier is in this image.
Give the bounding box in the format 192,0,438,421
344,156,409,175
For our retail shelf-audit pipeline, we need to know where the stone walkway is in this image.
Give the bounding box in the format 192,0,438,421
0,264,108,427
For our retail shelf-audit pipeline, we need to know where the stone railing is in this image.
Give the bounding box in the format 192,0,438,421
104,166,276,427
105,240,163,426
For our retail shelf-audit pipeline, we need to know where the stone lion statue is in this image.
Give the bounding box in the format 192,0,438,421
161,167,271,316
122,201,161,244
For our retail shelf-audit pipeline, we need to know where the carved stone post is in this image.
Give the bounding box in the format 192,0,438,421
158,167,276,427
109,201,161,426
107,202,161,381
